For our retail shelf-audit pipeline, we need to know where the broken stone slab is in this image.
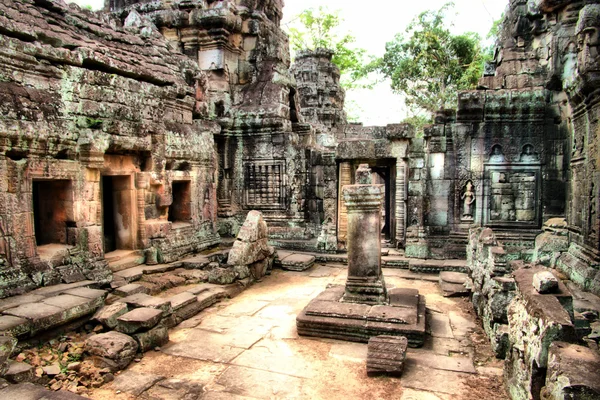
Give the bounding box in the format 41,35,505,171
208,267,237,285
85,331,138,371
440,282,470,298
439,271,469,284
42,362,61,376
280,254,315,272
182,255,211,269
0,315,31,337
0,382,88,399
366,335,408,377
114,283,150,297
116,307,163,334
119,293,173,316
235,210,268,243
533,270,559,293
93,302,129,329
541,341,600,399
4,361,34,383
227,239,271,266
111,370,165,396
133,326,169,352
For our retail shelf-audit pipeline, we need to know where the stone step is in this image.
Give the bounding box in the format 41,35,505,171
439,271,471,297
0,288,107,337
109,253,146,273
408,259,468,274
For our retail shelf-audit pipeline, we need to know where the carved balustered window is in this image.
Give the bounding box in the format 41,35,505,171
244,160,286,210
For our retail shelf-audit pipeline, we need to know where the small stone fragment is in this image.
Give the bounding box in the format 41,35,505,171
116,308,163,334
532,271,559,293
93,303,129,329
366,335,408,377
84,331,138,371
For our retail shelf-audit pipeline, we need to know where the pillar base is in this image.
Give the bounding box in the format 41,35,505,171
343,275,388,305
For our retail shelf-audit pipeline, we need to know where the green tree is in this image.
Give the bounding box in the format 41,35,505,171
377,2,483,115
286,7,372,89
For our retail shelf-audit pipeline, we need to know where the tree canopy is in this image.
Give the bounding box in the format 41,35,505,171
377,2,483,116
286,7,372,89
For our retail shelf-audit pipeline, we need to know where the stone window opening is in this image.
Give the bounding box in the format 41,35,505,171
32,180,75,259
214,101,225,118
169,181,192,226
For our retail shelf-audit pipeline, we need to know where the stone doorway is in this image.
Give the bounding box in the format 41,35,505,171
338,160,399,246
101,175,136,253
32,180,74,246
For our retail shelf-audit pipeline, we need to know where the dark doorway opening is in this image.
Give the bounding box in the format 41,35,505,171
169,181,192,223
372,166,392,241
32,180,73,246
102,176,116,253
102,175,134,253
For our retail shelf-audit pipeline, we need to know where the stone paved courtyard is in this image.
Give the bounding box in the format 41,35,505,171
89,265,508,400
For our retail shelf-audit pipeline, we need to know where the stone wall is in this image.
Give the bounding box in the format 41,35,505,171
0,0,219,297
114,0,323,240
467,227,599,400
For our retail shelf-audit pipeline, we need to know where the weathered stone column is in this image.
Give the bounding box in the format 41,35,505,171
342,165,387,305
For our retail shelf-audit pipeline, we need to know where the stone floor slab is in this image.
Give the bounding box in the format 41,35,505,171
162,331,248,363
308,266,335,278
218,300,270,317
231,340,315,378
3,302,65,334
111,370,165,396
407,351,476,374
0,382,88,399
401,361,469,395
0,294,46,313
427,312,454,339
215,365,305,399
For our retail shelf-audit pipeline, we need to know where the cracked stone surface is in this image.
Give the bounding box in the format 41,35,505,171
89,267,507,400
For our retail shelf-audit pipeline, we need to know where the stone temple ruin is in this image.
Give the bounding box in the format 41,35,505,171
0,0,598,399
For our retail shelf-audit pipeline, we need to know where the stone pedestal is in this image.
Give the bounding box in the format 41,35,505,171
296,165,426,346
342,184,387,305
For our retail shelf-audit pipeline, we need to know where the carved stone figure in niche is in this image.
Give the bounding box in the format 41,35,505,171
489,145,506,163
461,181,476,221
590,182,598,240
563,42,578,89
202,188,212,221
519,144,539,162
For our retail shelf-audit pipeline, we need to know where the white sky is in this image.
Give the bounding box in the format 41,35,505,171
72,0,507,125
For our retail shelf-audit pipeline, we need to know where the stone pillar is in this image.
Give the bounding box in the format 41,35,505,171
342,165,387,305
337,162,352,245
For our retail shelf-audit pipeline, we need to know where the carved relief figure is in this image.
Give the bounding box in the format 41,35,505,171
461,181,476,221
590,182,598,240
489,145,506,163
576,5,600,74
519,144,539,162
